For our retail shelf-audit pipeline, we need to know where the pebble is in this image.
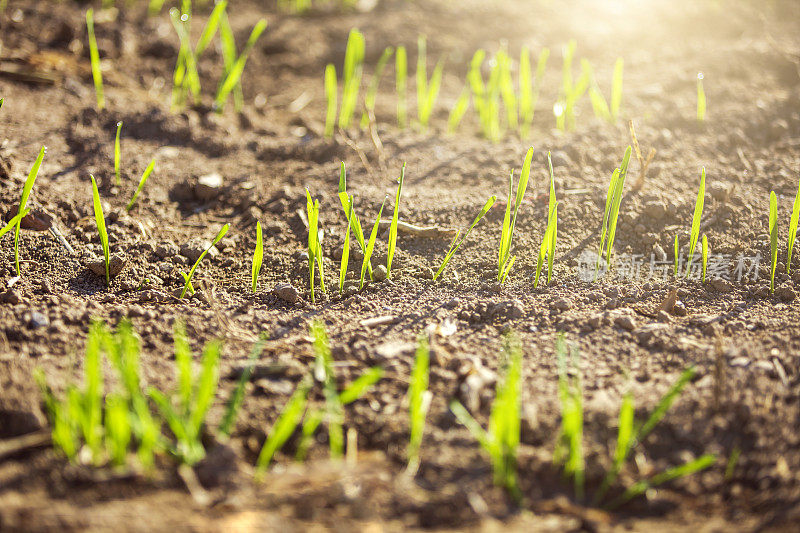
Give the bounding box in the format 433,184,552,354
710,278,733,293
643,201,667,220
551,298,571,312
195,173,223,201
673,301,687,316
633,323,667,345
652,243,667,262
614,314,637,331
87,252,127,278
28,311,49,329
0,290,21,305
373,264,388,282
273,283,299,304
775,285,796,302
490,299,524,320
444,298,461,309
550,150,572,168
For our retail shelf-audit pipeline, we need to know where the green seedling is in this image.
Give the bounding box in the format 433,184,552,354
685,167,706,278
702,234,708,284
114,121,122,186
14,146,45,276
218,338,266,439
386,164,405,278
337,163,372,278
219,11,244,112
252,221,263,293
496,47,517,131
554,334,584,499
406,334,431,475
0,209,31,240
338,29,366,129
674,234,680,277
467,49,502,142
324,64,337,139
339,193,354,293
769,191,778,293
519,46,549,138
555,40,590,131
360,198,387,289
586,57,624,123
534,153,558,288
86,9,105,110
450,334,522,501
306,190,325,302
214,18,267,112
434,196,496,281
180,223,229,298
148,0,166,16
396,46,408,128
0,98,3,109
126,159,156,211
149,323,221,465
361,46,394,128
788,176,800,273
595,146,632,278
611,57,624,121
725,446,741,480
447,84,471,134
696,72,706,123
416,36,445,131
498,147,533,283
255,380,310,476
90,174,110,286
610,455,716,509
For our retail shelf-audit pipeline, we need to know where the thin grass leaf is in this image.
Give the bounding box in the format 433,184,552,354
173,322,193,413
252,221,263,293
338,367,384,405
604,146,632,266
787,177,800,273
434,195,495,280
447,84,471,134
674,235,680,277
396,45,407,128
90,174,110,286
555,334,584,500
611,57,624,121
696,72,706,123
126,158,155,211
189,341,221,438
83,321,105,463
339,29,365,129
498,147,534,281
609,454,715,509
360,198,386,289
14,146,45,276
769,191,778,293
594,391,634,503
114,121,122,186
337,163,372,277
386,164,405,277
686,167,706,278
324,64,337,139
215,19,267,112
339,194,354,293
180,224,229,298
637,366,696,444
219,10,244,112
86,9,105,110
595,168,619,280
0,209,30,240
105,394,131,467
218,340,265,438
407,334,431,472
702,234,708,284
361,46,394,128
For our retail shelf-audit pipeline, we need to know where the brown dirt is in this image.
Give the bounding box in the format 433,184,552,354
1,0,800,530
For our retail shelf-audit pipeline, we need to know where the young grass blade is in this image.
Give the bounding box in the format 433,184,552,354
180,223,229,298
310,321,344,459
14,147,45,276
673,235,680,277
83,321,105,463
611,57,624,121
519,46,532,134
339,194,354,293
685,167,706,278
406,334,431,474
105,394,131,467
255,382,309,477
416,36,428,128
90,174,110,286
361,46,394,128
218,340,265,439
360,198,387,289
447,84,471,134
338,367,384,405
787,176,800,273
702,234,708,284
594,391,634,503
126,159,156,212
396,46,407,128
0,209,30,239
434,196,496,280
252,221,263,293
498,147,534,282
307,190,320,302
696,72,706,123
114,121,122,186
604,146,632,266
608,454,715,509
337,163,372,277
769,191,778,293
338,29,366,129
594,168,619,280
215,19,267,112
219,9,244,112
386,164,405,278
189,340,222,439
86,9,105,110
637,366,696,444
324,64,338,139
554,334,584,499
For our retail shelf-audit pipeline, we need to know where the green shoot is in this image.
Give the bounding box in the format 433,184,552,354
219,10,244,113
696,72,706,123
386,164,406,278
14,146,45,276
554,334,584,499
360,198,387,289
673,235,680,277
90,174,110,286
611,57,624,121
214,18,267,112
0,98,3,109
148,0,166,16
252,221,263,293
685,167,706,278
555,40,590,131
338,29,365,130
788,176,800,273
126,159,156,211
0,209,31,240
324,64,337,139
434,196,496,281
361,46,394,128
255,381,309,477
104,394,131,467
519,47,549,138
396,46,408,128
702,234,708,284
416,36,444,131
149,323,221,465
180,223,229,298
114,121,122,186
306,190,325,302
339,193,354,293
595,146,632,278
497,47,517,131
769,191,778,293
498,147,533,283
450,334,522,501
407,334,431,475
467,49,502,142
337,163,372,278
534,153,558,288
608,454,715,509
725,446,741,480
86,9,105,110
447,84,471,134
218,339,266,439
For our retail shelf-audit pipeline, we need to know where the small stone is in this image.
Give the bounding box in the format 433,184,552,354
444,298,461,309
273,283,299,304
775,285,796,302
490,299,524,321
708,183,730,202
181,239,217,263
373,264,388,282
633,323,667,345
614,314,637,331
643,201,667,220
587,313,604,330
87,252,127,278
195,173,223,201
551,298,571,312
127,305,146,317
156,241,179,259
672,301,687,316
710,278,733,293
29,311,49,329
729,356,750,368
550,150,572,167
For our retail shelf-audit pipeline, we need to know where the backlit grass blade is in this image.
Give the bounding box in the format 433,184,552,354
554,334,584,499
215,19,267,112
696,72,706,123
447,84,471,134
361,46,394,128
324,64,337,139
702,234,708,283
611,57,624,121
685,167,706,278
219,10,244,112
90,174,110,286
788,177,800,273
218,339,265,438
535,154,559,288
396,46,407,128
386,164,405,278
339,29,365,129
498,48,517,131
674,235,680,276
306,189,321,302
498,147,533,282
637,366,695,444
360,198,386,289
180,223,229,298
769,191,778,293
434,195,496,280
604,146,632,266
594,168,619,280
114,121,122,186
86,9,105,110
255,382,309,477
407,334,431,474
15,146,45,276
189,340,221,438
416,36,444,130
0,209,30,239
519,46,532,134
252,221,263,293
338,367,383,405
126,158,155,211
609,454,715,509
339,194,354,293
337,163,371,277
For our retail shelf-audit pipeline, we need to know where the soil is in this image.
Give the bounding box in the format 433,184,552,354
1,0,800,530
